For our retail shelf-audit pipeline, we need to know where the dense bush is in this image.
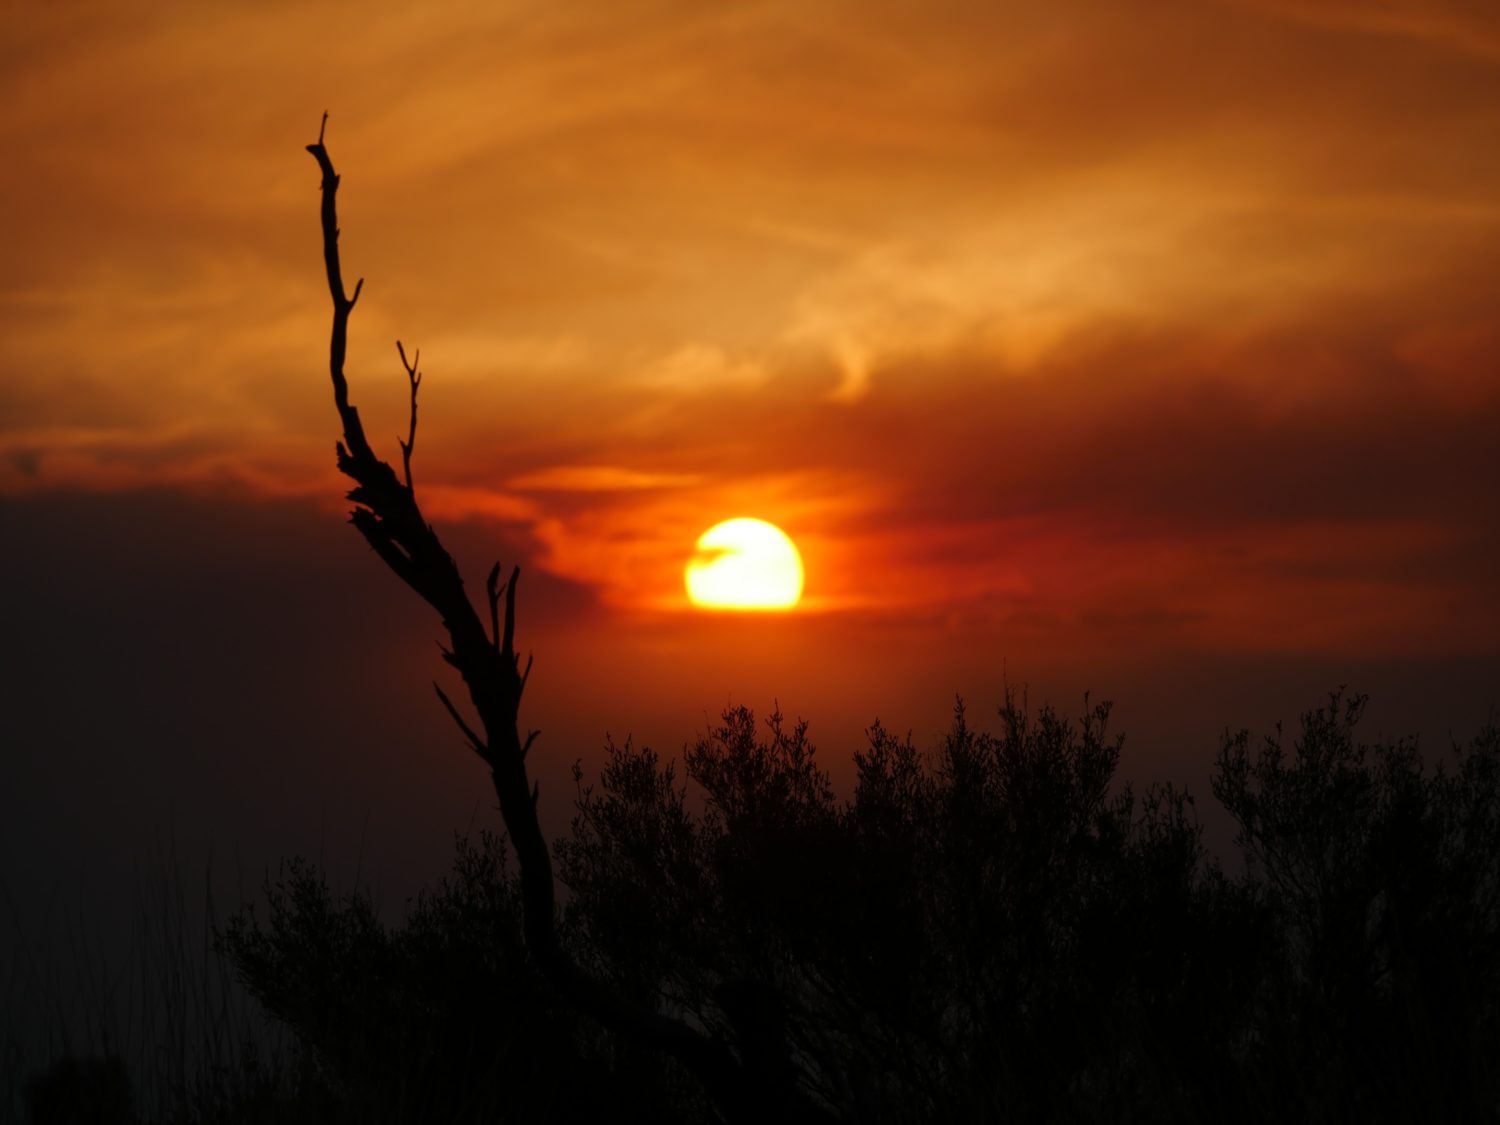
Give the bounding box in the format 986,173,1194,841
218,834,700,1124
219,691,1500,1123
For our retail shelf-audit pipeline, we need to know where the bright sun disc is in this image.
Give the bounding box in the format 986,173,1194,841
685,518,804,611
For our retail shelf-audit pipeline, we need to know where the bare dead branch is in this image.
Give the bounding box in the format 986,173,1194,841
486,562,503,652
502,564,519,661
306,123,835,1125
306,126,372,461
396,340,420,490
435,682,491,764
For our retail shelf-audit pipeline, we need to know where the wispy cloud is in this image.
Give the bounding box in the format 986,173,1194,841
507,465,701,492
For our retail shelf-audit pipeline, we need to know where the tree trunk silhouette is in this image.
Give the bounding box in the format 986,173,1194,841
304,118,831,1124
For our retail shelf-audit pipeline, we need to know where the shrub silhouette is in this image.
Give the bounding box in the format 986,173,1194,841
1214,692,1500,1121
267,123,1500,1121
224,693,1500,1122
220,834,702,1123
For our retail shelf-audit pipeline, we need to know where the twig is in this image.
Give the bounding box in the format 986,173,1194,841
486,562,503,652
503,564,519,660
434,683,491,764
396,341,421,490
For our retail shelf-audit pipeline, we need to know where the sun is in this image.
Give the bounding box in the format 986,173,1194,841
685,518,805,611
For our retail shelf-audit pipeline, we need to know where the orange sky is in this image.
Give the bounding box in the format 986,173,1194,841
3,0,1498,697
6,9,1500,1026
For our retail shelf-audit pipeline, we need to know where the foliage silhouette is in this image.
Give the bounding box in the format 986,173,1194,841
1214,692,1500,1121
238,123,1500,1122
223,694,1500,1123
219,835,702,1123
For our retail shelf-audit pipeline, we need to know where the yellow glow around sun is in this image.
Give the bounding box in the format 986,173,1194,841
685,518,805,611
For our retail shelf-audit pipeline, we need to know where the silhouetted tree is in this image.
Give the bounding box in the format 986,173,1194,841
1214,690,1500,1121
559,696,1248,1121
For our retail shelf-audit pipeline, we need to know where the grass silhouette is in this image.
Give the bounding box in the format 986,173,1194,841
6,836,310,1124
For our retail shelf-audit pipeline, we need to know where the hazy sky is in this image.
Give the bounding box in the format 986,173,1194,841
3,2,1499,989
5,0,1499,635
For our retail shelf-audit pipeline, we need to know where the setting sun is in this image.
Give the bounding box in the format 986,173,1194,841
685,518,805,611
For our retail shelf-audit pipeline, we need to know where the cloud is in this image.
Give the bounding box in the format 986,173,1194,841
633,344,770,393
2,0,1498,661
507,465,701,492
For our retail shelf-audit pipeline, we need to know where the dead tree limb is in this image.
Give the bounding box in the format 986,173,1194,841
305,122,832,1123
396,340,420,489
